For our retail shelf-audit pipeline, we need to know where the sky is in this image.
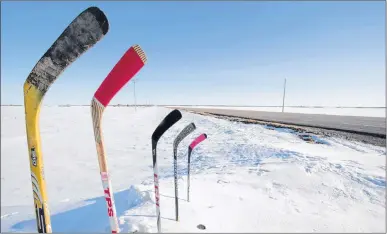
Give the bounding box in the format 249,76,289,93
1,1,385,106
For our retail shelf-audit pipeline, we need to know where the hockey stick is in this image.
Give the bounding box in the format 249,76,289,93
173,123,196,221
23,7,109,233
151,109,182,233
91,45,147,233
187,134,207,202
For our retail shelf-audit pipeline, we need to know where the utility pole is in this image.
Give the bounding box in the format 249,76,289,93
133,79,137,111
282,78,286,113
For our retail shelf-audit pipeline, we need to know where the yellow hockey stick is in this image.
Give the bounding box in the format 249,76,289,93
23,7,109,233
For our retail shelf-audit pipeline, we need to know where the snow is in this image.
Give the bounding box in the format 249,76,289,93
168,105,386,117
1,106,385,233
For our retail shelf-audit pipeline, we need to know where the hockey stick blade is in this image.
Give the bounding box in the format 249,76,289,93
152,109,182,144
93,45,147,106
173,122,196,221
174,123,196,148
189,133,207,151
25,6,109,97
24,7,109,233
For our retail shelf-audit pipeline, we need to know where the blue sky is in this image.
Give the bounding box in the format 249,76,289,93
1,1,385,106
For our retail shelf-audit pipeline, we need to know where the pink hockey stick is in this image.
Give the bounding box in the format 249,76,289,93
187,133,207,202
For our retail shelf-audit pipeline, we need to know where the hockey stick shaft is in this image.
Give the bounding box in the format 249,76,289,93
152,140,161,233
187,148,192,202
91,98,119,233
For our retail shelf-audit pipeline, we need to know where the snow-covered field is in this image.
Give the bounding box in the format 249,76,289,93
1,106,385,233
168,106,386,117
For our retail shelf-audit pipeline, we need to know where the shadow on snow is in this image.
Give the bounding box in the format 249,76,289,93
11,188,151,232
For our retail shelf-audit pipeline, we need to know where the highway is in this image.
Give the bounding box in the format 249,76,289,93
179,107,386,137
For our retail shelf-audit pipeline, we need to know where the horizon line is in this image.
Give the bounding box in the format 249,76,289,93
1,104,385,109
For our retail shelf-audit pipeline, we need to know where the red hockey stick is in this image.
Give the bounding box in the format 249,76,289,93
91,45,147,233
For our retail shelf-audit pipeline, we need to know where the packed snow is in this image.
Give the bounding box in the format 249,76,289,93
1,106,385,233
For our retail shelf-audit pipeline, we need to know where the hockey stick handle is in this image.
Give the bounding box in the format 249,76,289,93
187,147,192,202
91,99,120,233
152,140,161,233
173,148,179,221
101,172,119,233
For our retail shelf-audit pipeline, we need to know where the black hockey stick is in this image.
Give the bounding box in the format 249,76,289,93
151,109,182,232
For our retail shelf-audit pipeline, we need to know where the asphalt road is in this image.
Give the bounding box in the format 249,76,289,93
179,107,386,137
